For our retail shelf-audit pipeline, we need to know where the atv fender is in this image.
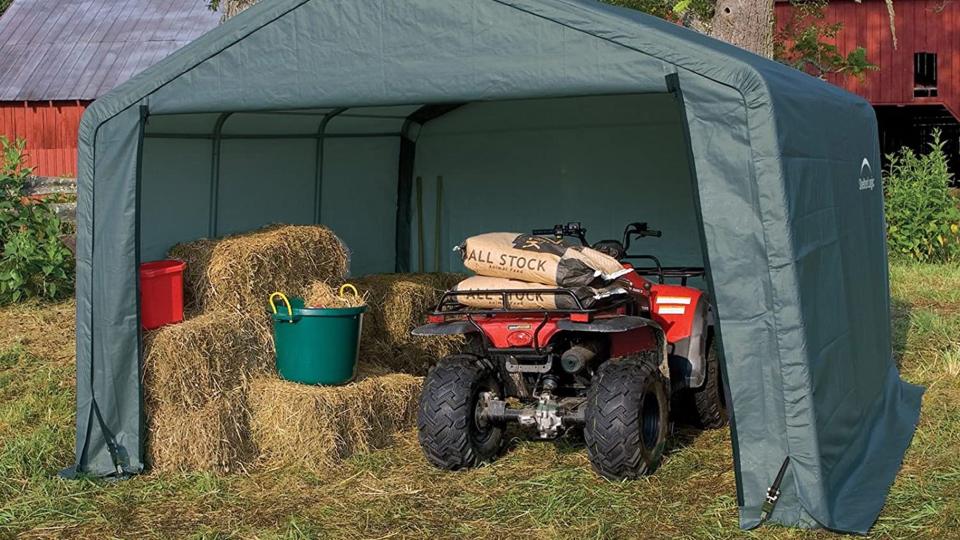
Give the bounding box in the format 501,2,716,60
560,317,670,381
411,321,480,336
668,297,712,390
555,316,658,333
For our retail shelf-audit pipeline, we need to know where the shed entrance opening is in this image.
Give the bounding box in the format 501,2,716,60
140,93,705,278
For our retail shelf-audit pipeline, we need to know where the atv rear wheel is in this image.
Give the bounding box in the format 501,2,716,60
584,355,669,479
690,339,728,429
417,355,504,470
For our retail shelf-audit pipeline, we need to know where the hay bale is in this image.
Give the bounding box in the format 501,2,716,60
146,388,255,473
169,224,350,315
143,311,272,473
143,311,273,411
349,273,466,375
249,370,422,471
303,281,367,308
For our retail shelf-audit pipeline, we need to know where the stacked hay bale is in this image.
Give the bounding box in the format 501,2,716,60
145,224,349,473
144,224,463,473
143,313,271,472
147,386,255,473
169,224,350,315
144,313,273,410
250,275,458,470
348,273,467,375
249,366,422,472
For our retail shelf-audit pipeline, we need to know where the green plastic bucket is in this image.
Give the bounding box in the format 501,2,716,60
270,295,366,385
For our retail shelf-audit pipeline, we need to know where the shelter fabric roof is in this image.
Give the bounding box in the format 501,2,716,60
0,0,220,101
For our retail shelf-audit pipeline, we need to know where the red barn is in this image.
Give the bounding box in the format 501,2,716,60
0,0,219,177
776,0,960,172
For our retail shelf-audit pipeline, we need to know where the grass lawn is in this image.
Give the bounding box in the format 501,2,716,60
1,262,958,539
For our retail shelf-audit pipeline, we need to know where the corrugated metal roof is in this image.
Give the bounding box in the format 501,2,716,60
0,0,221,101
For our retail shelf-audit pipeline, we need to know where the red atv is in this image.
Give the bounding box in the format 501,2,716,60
413,222,727,479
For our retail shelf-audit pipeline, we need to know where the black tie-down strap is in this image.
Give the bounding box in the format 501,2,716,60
91,398,126,476
760,457,791,523
60,397,126,479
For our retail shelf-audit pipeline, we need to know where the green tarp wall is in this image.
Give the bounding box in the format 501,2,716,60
409,95,703,273
69,0,923,533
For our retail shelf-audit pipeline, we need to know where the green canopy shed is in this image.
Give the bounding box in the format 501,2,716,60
69,0,922,533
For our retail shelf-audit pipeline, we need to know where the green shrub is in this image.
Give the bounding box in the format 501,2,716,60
0,137,74,303
884,130,960,263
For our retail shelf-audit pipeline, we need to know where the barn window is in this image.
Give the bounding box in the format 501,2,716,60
914,52,938,97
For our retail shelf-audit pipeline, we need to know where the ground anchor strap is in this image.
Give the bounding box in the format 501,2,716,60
760,456,791,523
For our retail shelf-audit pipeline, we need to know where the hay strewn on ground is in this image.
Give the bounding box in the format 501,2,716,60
0,299,76,363
250,370,422,472
169,224,349,315
349,273,466,375
143,311,273,411
146,387,255,474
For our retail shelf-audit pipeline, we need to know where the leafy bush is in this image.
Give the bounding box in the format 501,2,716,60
0,137,74,303
884,130,960,263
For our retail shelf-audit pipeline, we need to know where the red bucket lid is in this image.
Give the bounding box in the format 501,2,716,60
140,259,186,278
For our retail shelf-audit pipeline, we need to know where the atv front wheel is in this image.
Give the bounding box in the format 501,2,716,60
417,355,504,470
690,339,728,429
584,355,669,479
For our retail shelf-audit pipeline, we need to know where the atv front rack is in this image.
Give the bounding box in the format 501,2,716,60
625,255,705,286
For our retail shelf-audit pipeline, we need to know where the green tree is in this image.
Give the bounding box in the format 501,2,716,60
0,0,12,17
606,0,713,23
775,0,877,79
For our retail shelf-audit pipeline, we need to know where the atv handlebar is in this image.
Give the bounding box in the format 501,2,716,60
624,222,661,239
532,222,661,249
530,221,704,285
532,223,589,245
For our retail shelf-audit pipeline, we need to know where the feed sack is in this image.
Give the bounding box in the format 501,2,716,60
453,275,629,310
457,233,630,287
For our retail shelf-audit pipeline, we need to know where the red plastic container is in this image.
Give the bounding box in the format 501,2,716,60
140,260,187,330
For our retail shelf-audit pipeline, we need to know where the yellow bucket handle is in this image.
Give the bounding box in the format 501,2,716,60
269,292,293,321
339,283,359,299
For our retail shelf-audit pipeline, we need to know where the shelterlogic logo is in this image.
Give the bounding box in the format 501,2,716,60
859,158,876,191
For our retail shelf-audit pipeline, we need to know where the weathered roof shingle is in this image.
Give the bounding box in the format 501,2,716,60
0,0,220,101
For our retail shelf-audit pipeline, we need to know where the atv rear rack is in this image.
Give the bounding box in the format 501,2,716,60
431,288,630,316
416,288,654,356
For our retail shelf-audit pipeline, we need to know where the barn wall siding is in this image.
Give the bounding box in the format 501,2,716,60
0,101,89,177
776,0,960,120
